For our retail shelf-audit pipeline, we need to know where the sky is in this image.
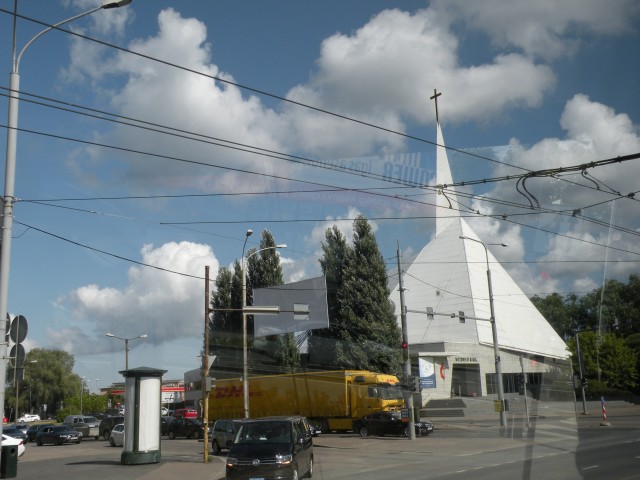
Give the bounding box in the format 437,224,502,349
0,0,638,391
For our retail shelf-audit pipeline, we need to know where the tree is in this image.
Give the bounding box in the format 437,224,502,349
209,230,298,375
248,230,300,372
311,215,402,374
308,226,351,367
11,348,83,418
567,331,638,392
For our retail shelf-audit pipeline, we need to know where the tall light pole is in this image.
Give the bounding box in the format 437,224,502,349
0,0,133,443
80,376,86,414
106,333,148,370
460,236,508,427
241,230,286,418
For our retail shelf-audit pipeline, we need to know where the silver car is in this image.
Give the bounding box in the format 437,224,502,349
210,419,243,455
109,423,125,447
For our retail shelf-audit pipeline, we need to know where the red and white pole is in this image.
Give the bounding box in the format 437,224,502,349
600,396,611,426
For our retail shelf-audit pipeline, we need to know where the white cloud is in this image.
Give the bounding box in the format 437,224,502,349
284,8,555,156
52,241,218,355
475,95,640,292
61,6,561,194
433,0,640,59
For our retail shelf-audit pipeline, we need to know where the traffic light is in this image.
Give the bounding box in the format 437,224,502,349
401,341,408,350
581,377,588,388
458,311,465,323
426,307,434,320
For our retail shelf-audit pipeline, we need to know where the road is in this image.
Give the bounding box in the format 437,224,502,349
12,404,640,480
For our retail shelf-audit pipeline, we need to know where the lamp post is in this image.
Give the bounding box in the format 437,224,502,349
459,235,508,427
27,360,37,415
106,333,148,370
0,0,133,440
80,376,85,414
241,230,286,419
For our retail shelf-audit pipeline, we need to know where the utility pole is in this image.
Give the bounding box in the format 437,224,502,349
202,266,210,463
397,244,416,440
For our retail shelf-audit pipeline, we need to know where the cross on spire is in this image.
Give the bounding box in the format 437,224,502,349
430,88,442,124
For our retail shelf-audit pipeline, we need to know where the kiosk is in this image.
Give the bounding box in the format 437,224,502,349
120,367,167,465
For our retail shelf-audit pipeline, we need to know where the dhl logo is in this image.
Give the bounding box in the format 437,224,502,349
213,386,262,399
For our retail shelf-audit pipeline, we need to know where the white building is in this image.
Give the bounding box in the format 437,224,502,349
390,122,570,407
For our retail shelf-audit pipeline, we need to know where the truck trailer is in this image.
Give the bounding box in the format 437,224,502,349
208,370,405,432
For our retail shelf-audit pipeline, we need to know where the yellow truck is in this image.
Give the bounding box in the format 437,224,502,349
208,370,405,432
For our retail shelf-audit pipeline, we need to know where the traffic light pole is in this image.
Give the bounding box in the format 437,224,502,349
575,332,589,415
397,245,416,440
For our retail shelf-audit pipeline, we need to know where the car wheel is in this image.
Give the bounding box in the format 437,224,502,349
193,431,200,440
168,431,175,440
36,438,42,446
110,436,115,447
359,426,370,437
292,467,299,480
211,440,220,455
404,427,410,437
103,431,110,440
57,438,63,445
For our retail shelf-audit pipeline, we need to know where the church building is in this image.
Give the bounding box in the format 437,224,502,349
390,113,570,407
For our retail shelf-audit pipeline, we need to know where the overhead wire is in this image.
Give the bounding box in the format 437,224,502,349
1,7,638,295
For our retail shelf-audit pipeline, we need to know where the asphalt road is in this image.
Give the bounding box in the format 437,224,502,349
11,403,640,480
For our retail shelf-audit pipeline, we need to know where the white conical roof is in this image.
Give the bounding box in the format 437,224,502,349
391,123,568,359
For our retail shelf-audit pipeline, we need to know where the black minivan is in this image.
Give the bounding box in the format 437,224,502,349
225,415,313,480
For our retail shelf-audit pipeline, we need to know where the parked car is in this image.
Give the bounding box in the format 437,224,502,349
36,425,82,445
173,408,198,419
2,426,27,442
99,415,124,440
160,415,175,436
109,423,125,447
17,414,40,423
166,417,205,439
309,422,322,437
210,419,243,455
2,433,25,457
225,416,314,480
353,411,434,437
63,415,100,440
26,423,55,443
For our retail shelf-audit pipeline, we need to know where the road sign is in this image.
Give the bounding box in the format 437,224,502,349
9,314,28,343
9,343,25,368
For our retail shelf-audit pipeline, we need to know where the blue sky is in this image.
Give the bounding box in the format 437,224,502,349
0,0,638,388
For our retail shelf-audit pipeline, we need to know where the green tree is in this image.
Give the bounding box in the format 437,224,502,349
209,230,298,375
308,226,351,367
12,348,83,419
311,215,402,374
248,230,300,372
567,331,638,392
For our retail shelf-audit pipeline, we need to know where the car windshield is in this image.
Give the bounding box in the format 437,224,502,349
378,385,404,400
53,426,71,432
235,421,291,444
82,417,99,423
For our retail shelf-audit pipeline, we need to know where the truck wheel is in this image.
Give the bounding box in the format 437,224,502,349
359,427,369,437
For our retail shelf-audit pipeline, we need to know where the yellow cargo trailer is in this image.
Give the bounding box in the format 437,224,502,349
208,370,405,432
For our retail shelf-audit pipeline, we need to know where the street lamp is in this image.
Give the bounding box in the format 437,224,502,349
106,333,148,370
241,230,286,418
459,235,508,427
0,0,133,438
80,376,86,414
